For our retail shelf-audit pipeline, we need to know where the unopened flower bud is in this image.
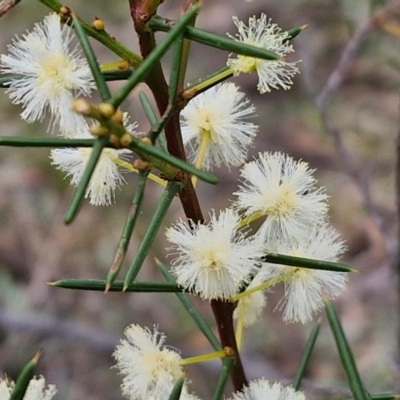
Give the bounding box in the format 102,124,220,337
140,137,153,146
99,103,115,118
93,17,105,31
90,124,109,137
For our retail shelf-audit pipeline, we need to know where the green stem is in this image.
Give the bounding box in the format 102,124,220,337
212,357,235,400
106,171,149,289
123,181,182,290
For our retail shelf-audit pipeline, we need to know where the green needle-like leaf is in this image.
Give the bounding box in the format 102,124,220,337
0,136,218,184
168,32,185,102
102,69,133,81
183,66,233,98
139,91,159,127
212,357,235,400
50,279,182,292
0,71,134,87
72,15,111,101
109,4,201,109
262,253,355,273
168,375,185,400
325,301,370,400
64,137,108,224
37,0,142,67
149,16,280,60
123,181,182,290
107,171,149,289
293,321,321,391
0,137,95,147
10,349,42,400
284,25,307,43
157,260,222,351
129,137,218,184
139,91,168,152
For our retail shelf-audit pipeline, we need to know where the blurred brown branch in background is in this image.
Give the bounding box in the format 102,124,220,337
301,1,400,262
0,0,21,17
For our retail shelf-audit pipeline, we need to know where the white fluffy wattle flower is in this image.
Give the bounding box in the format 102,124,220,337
229,378,306,400
233,272,267,327
113,324,184,400
50,114,138,206
180,82,257,170
0,13,94,131
166,209,262,301
260,224,347,324
233,152,328,244
0,376,57,400
227,14,300,94
50,146,131,206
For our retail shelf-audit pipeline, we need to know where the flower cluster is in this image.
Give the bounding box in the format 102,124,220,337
233,152,347,324
166,151,347,324
1,14,136,206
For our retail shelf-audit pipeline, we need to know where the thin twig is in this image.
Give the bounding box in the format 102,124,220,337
301,2,399,259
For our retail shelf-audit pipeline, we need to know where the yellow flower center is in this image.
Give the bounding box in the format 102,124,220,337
37,54,76,91
235,54,258,74
265,183,296,216
197,108,212,132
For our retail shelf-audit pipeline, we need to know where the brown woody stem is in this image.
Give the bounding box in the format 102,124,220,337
128,0,247,391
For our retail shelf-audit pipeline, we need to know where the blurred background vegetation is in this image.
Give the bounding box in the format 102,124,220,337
0,0,399,399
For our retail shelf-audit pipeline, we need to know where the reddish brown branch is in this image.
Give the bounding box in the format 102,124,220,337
128,0,247,391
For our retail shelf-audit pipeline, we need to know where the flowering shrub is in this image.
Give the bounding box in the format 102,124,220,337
0,1,393,399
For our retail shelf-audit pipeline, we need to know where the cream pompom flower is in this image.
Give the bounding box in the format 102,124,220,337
113,324,184,400
233,152,328,244
50,145,131,206
166,208,262,301
229,378,306,400
180,82,257,171
260,224,347,324
227,14,300,94
0,376,57,400
50,115,138,206
233,272,267,328
0,13,94,131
